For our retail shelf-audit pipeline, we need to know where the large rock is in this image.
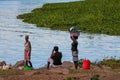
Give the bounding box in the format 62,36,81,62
48,61,73,75
12,60,24,69
0,77,4,80
62,61,74,68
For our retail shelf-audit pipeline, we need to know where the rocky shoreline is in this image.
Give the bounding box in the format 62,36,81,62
0,61,120,80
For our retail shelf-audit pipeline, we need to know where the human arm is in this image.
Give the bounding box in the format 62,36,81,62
50,49,55,59
70,35,77,43
60,52,62,59
29,41,31,54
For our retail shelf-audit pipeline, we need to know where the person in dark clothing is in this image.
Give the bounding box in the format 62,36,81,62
47,46,62,69
71,35,79,69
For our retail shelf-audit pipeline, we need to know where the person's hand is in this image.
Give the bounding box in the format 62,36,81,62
71,35,74,39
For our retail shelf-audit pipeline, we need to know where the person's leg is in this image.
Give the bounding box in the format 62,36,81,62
26,61,28,66
47,61,50,69
73,57,78,69
72,51,78,69
28,61,33,67
47,58,53,69
74,61,78,69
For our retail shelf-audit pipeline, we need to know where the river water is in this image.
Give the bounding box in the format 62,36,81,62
0,0,120,69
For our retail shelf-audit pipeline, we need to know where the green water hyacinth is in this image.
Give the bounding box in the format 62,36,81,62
17,0,120,35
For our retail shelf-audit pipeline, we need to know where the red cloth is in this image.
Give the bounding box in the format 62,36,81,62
24,49,30,61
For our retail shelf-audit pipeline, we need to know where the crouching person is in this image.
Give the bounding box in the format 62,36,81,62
47,46,62,69
0,61,11,70
0,61,6,66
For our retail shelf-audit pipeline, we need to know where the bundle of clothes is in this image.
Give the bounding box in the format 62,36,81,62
69,26,80,37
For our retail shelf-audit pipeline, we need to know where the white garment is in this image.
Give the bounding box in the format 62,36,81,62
48,58,53,66
72,51,78,61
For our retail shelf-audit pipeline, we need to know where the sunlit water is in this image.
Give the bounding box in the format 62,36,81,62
0,0,120,69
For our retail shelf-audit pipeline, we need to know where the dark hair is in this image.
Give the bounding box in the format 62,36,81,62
74,36,78,40
54,46,59,51
25,35,29,39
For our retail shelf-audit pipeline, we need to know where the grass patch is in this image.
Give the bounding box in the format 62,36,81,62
17,0,120,35
79,58,120,69
97,58,120,69
64,77,80,80
69,69,79,74
91,74,99,80
0,69,24,75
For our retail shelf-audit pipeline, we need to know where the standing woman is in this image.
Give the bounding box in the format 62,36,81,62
24,35,33,67
71,35,79,69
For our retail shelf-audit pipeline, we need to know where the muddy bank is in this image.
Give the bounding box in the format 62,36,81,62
0,61,120,80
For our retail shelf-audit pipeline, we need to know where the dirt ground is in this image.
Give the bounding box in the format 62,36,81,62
0,61,120,80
